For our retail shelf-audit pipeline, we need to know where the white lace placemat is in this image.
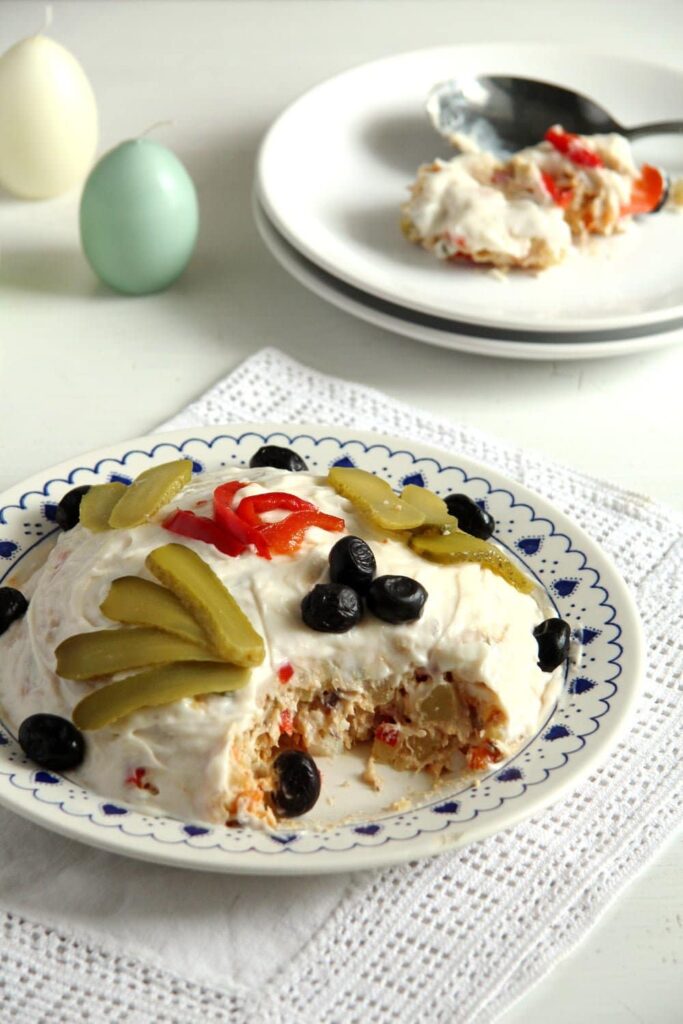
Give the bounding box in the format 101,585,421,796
1,348,681,1024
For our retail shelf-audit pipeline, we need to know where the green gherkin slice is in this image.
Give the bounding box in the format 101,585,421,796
80,483,129,532
328,467,425,531
400,484,457,529
145,543,265,666
108,459,192,529
100,576,208,646
409,529,534,594
56,627,219,681
72,661,250,730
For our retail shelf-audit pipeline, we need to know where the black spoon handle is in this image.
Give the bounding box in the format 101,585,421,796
625,120,683,140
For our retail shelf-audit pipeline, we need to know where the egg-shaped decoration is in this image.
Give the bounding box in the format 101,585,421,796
0,34,98,199
79,140,199,295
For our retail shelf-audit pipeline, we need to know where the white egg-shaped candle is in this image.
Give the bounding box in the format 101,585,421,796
0,33,98,199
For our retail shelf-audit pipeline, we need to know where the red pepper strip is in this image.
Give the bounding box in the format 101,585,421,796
375,723,399,747
540,171,574,208
544,128,604,168
235,492,316,528
259,510,345,556
278,662,294,684
621,164,666,216
163,509,246,557
214,480,248,506
213,483,271,559
279,709,294,736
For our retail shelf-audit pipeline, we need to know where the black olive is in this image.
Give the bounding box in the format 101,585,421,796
0,587,28,637
444,493,495,540
249,445,307,472
366,575,427,624
533,618,571,672
301,583,362,633
272,750,321,817
18,714,86,771
55,485,91,531
329,536,376,594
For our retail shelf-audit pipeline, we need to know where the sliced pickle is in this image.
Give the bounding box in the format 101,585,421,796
328,467,425,531
55,627,218,681
410,529,534,594
72,661,250,730
419,683,457,723
145,543,265,666
108,459,192,529
100,576,208,645
400,485,457,529
79,483,129,532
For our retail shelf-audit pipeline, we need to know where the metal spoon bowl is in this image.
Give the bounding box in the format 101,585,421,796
427,75,683,155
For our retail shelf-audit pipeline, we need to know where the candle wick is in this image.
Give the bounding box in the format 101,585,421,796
138,120,175,140
41,3,54,34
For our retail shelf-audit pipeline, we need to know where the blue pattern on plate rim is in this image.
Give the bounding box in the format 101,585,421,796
0,430,623,858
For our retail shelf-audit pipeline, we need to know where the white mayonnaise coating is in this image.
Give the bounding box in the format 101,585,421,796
0,468,552,824
405,153,571,261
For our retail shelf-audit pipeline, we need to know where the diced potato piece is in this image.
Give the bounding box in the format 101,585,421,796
410,529,534,594
400,484,457,528
418,683,457,723
72,661,250,730
371,736,402,768
100,576,208,646
55,627,219,680
145,543,265,666
407,733,446,763
108,459,192,529
328,467,425,531
79,483,128,532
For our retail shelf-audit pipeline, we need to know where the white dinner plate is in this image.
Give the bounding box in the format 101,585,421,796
257,44,683,334
254,195,683,360
0,425,643,873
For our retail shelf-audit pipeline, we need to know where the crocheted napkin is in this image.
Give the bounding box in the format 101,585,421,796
1,348,681,1024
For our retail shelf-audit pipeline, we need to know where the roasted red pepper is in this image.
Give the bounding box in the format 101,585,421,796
621,164,667,216
213,482,271,559
540,171,574,208
278,662,294,684
375,723,399,747
235,491,317,527
168,485,345,560
544,128,604,168
213,480,247,506
163,509,246,557
466,740,502,772
279,709,294,736
259,509,345,555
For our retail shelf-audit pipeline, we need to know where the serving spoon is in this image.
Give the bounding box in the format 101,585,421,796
427,75,683,155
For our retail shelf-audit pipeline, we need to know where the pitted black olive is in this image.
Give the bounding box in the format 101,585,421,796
444,494,495,540
533,618,571,672
55,485,91,531
249,445,307,472
272,750,321,817
329,536,376,594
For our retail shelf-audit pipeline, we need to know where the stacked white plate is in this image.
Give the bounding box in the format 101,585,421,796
255,44,683,361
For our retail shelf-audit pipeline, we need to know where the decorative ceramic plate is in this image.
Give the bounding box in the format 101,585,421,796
257,44,683,335
254,195,683,361
0,425,643,874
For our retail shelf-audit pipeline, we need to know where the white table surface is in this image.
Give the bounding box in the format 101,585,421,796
1,1,681,1021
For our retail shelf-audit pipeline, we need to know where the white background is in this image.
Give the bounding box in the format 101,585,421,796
1,2,681,1021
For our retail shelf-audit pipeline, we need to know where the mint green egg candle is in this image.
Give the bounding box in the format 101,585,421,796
80,140,199,295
